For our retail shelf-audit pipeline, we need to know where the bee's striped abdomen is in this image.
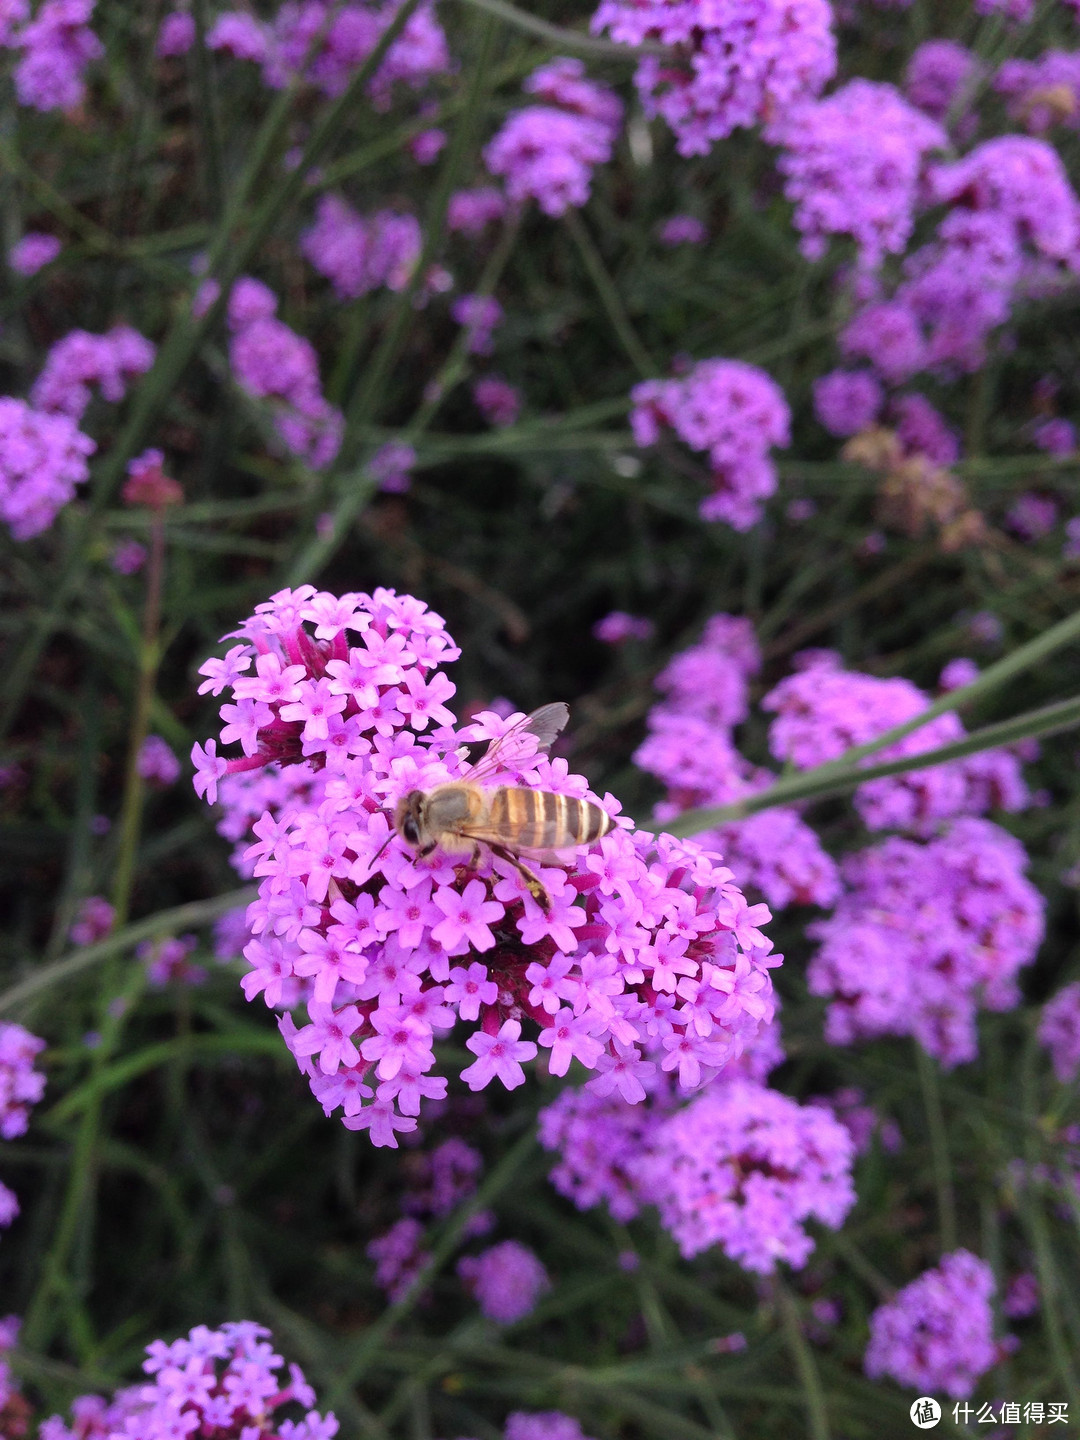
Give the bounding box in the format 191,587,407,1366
489,787,612,850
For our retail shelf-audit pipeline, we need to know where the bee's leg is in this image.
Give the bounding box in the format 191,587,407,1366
489,844,551,912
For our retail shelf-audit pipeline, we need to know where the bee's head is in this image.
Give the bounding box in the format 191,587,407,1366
394,791,424,849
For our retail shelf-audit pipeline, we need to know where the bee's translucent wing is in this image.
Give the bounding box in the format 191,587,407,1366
465,702,570,784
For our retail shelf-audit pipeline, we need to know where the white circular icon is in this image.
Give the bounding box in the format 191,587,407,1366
910,1397,941,1429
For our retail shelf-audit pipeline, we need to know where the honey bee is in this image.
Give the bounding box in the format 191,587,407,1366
394,703,612,910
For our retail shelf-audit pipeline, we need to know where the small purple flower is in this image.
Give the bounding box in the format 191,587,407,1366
592,611,653,644
451,294,503,355
0,398,95,540
813,370,882,437
472,375,520,428
156,10,194,56
138,933,205,988
865,1250,1000,1398
1034,418,1075,456
485,58,621,216
14,0,103,112
1002,1271,1039,1319
1039,981,1080,1082
206,12,269,62
458,1239,550,1323
906,40,979,121
69,895,114,946
40,1321,337,1438
9,232,61,276
110,538,147,574
592,0,835,157
448,186,507,235
0,1020,46,1140
137,734,181,785
1005,491,1058,541
658,215,706,246
772,81,946,268
631,359,791,529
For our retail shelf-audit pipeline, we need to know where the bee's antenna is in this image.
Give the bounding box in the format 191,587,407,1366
357,828,396,886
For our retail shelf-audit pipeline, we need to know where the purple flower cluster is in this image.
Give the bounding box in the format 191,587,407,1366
452,294,503,355
2,0,102,111
592,611,653,644
996,50,1080,134
630,359,791,528
39,1321,337,1440
1,309,151,543
208,12,270,63
0,397,95,540
1005,491,1057,541
763,650,1029,834
839,136,1080,380
30,325,155,420
892,392,960,465
1038,980,1080,1083
538,1081,666,1221
0,1021,46,1236
0,1317,27,1430
505,1413,597,1440
9,231,61,276
929,137,1080,265
227,278,343,469
634,615,839,912
367,1217,430,1300
472,375,520,427
905,40,979,122
773,81,946,268
300,194,420,300
484,58,622,217
138,934,204,988
192,587,780,1145
658,215,707,246
0,1021,45,1141
367,440,416,494
813,369,883,436
809,818,1044,1066
69,894,114,946
138,734,181,786
591,0,836,157
639,1079,855,1271
448,186,507,235
541,1061,853,1274
864,1250,1000,1398
458,1239,550,1323
403,1135,486,1218
264,0,450,107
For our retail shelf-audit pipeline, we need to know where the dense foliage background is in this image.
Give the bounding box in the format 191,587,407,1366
3,0,1080,1436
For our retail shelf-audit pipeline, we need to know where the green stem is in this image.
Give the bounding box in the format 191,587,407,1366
325,1128,536,1406
190,0,226,217
286,209,521,585
666,690,1080,832
776,1278,831,1440
110,510,167,928
0,888,255,1017
0,0,424,746
916,1043,957,1253
564,207,656,380
337,10,496,450
22,961,148,1351
1019,1036,1080,1412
